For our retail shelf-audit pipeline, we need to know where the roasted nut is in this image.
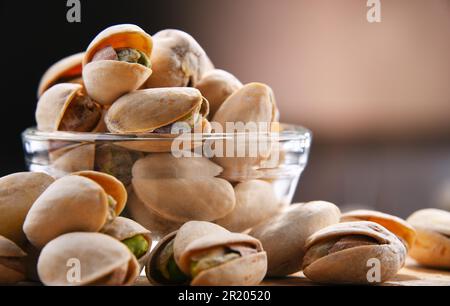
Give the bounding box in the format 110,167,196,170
82,24,153,105
131,154,235,222
341,209,416,250
36,83,103,132
249,201,340,276
407,208,450,269
303,221,407,284
101,216,152,269
195,69,243,119
0,235,27,284
212,82,279,181
23,171,127,248
49,143,95,177
37,52,84,98
0,172,54,246
146,221,267,286
37,232,139,285
145,29,213,88
216,180,281,232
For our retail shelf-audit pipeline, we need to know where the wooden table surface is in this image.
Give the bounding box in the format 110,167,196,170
134,259,450,286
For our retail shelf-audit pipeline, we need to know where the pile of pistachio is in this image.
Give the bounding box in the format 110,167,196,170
1,171,449,286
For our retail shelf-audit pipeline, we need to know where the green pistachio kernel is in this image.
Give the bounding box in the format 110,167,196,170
157,240,188,283
122,234,149,259
190,252,240,278
116,48,151,68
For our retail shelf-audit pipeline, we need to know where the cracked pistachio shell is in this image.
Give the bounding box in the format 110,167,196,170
35,83,103,132
216,180,281,232
83,24,153,105
23,171,126,249
174,221,267,285
105,87,205,133
38,232,139,286
303,221,407,284
407,209,450,268
341,209,416,250
145,29,214,88
0,235,27,284
249,201,341,276
101,217,152,269
132,153,223,179
127,190,182,239
211,83,279,181
37,52,84,98
49,143,95,177
0,172,54,246
146,231,179,285
195,69,243,119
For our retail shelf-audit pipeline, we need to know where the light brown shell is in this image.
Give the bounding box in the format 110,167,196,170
211,82,279,181
73,170,127,215
303,221,407,284
195,69,243,119
23,174,114,249
216,180,281,232
37,232,139,286
127,190,182,239
145,29,214,88
0,235,27,284
145,231,179,285
49,143,95,177
407,209,450,268
83,24,153,105
0,172,54,246
249,201,341,276
37,52,84,98
341,209,416,250
105,87,204,133
35,83,103,132
101,217,152,269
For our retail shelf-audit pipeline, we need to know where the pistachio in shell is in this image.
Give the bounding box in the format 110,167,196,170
407,208,450,269
49,143,95,177
105,87,207,134
101,216,152,269
127,190,182,240
195,69,243,119
0,172,54,246
23,171,126,249
37,232,139,286
211,82,279,181
37,52,84,98
341,209,416,250
249,201,341,276
82,24,153,105
147,221,267,286
35,83,103,132
303,221,407,284
216,180,281,232
0,235,27,284
145,29,214,88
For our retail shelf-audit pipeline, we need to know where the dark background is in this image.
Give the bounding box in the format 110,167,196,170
2,0,450,217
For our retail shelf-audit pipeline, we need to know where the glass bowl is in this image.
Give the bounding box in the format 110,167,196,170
22,124,311,239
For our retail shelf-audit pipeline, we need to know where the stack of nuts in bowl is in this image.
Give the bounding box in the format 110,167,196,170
0,24,449,286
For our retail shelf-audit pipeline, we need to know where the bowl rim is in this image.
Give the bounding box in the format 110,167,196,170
22,123,312,143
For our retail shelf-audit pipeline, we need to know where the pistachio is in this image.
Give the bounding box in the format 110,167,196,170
407,208,450,269
145,29,214,88
0,235,27,284
303,221,407,284
341,209,416,250
195,69,243,119
37,232,139,286
83,24,153,105
37,52,84,98
146,221,267,286
100,216,152,269
36,83,103,132
49,143,95,177
23,171,126,248
0,172,54,246
249,201,341,276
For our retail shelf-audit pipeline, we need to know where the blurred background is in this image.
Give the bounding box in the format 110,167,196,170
1,0,450,217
